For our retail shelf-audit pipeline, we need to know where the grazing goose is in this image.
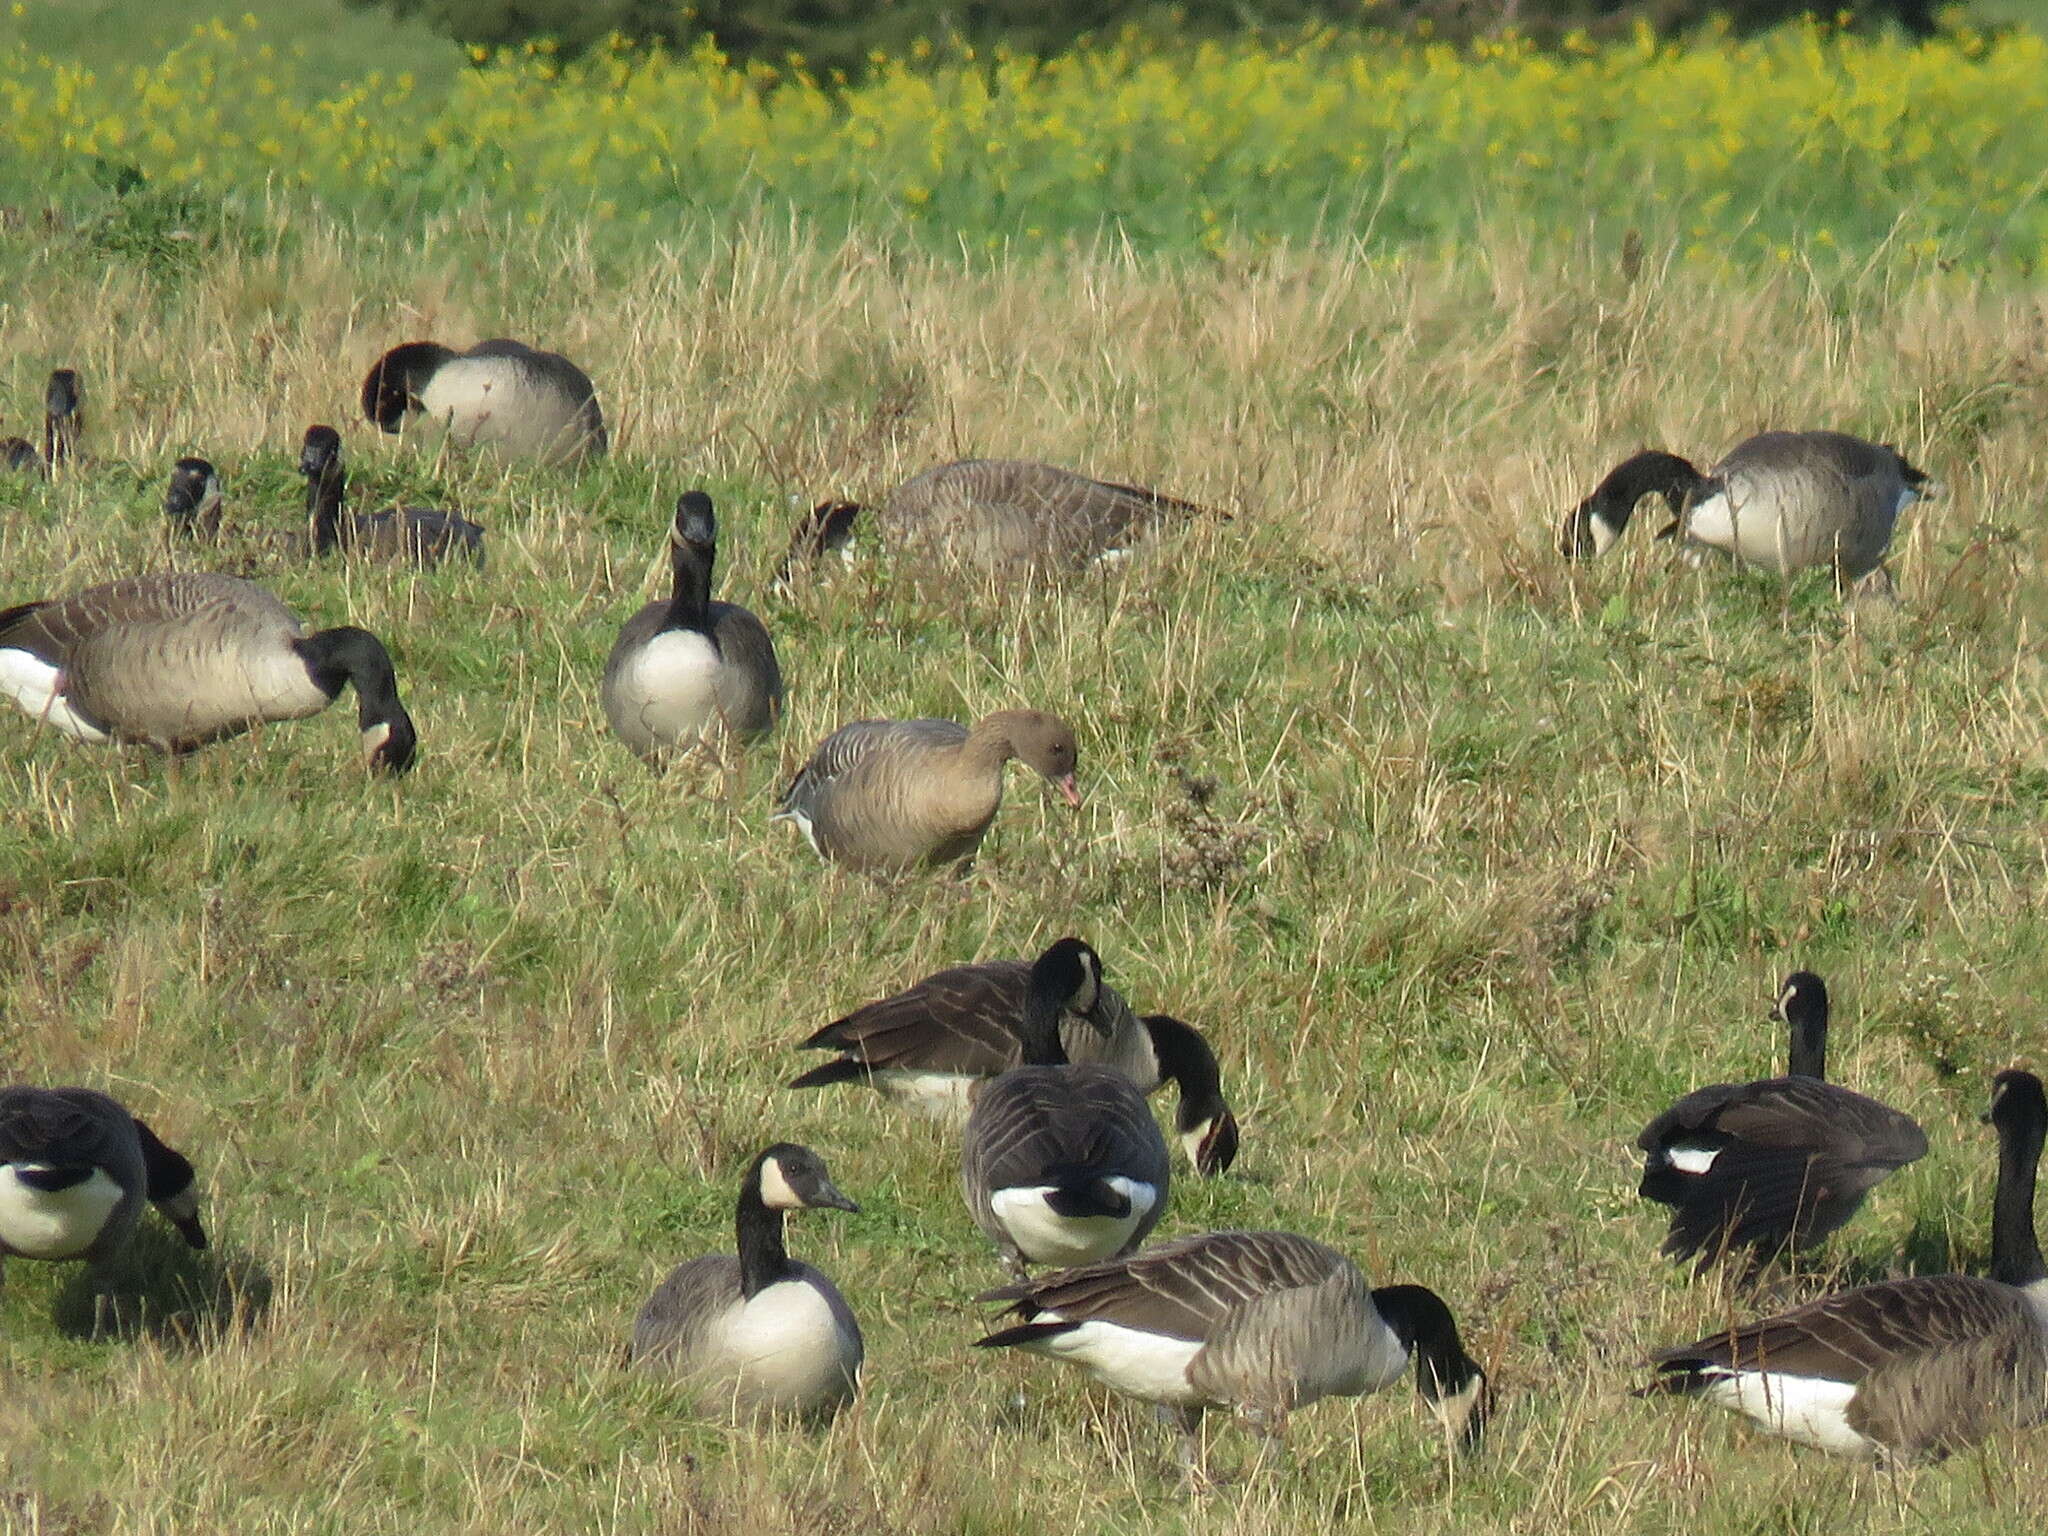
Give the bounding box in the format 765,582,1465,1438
1645,1068,2048,1459
1638,972,1927,1274
1559,432,1926,591
0,572,418,773
780,459,1218,577
360,338,607,464
163,457,223,539
299,426,485,567
789,938,1239,1174
977,1230,1487,1474
0,1087,208,1298
960,954,1170,1277
628,1143,863,1420
773,709,1080,872
601,491,783,761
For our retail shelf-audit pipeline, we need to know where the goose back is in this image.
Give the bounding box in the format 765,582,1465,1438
882,458,1211,572
1683,432,1924,578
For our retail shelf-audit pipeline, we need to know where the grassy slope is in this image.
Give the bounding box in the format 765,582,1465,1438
1,195,2047,1532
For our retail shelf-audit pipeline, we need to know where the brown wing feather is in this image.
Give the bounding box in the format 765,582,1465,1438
805,961,1032,1075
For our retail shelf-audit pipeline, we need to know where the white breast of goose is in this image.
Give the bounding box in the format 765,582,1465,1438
990,1178,1158,1267
709,1277,860,1409
617,630,723,743
1692,1368,1873,1455
1031,1318,1208,1405
870,1068,977,1120
419,357,581,458
0,651,111,742
0,1165,123,1258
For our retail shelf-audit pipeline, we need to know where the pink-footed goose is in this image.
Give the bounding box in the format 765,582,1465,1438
773,708,1079,872
780,458,1218,578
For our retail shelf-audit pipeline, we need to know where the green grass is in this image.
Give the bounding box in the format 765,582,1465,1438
2,198,2047,1531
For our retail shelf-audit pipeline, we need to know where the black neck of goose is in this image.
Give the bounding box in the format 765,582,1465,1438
307,462,346,553
1145,1016,1227,1132
293,627,417,777
1785,1009,1827,1081
661,535,715,635
1583,451,1703,542
1018,976,1072,1068
1990,1090,2047,1287
1372,1284,1488,1449
735,1164,796,1299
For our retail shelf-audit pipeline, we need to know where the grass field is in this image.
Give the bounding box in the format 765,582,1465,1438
5,13,2048,1536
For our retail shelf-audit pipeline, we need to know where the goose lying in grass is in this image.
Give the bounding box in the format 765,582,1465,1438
299,425,484,567
360,338,606,464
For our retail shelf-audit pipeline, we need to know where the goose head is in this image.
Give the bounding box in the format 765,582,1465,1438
359,342,457,433
671,490,717,555
1141,1015,1240,1176
163,457,222,535
1002,710,1081,807
753,1143,859,1213
777,500,863,583
1773,970,1829,1080
299,424,344,485
1558,450,1704,559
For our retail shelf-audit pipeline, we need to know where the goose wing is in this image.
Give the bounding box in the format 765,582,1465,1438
983,1229,1347,1340
775,718,965,816
707,602,784,735
965,1065,1168,1199
799,960,1032,1076
0,1086,135,1167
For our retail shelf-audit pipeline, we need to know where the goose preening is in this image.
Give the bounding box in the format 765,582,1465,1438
0,572,418,773
1558,432,1927,591
0,1086,207,1298
360,339,607,464
977,1230,1487,1475
773,709,1080,872
601,491,783,761
960,955,1170,1276
163,457,223,539
299,426,485,567
790,937,1238,1174
1637,972,1927,1275
1644,1069,2048,1458
780,459,1219,578
628,1143,863,1420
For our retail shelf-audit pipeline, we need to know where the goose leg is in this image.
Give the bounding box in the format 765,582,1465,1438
1159,1405,1208,1485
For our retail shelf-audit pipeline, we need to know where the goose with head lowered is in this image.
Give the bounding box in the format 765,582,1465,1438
1559,431,1928,595
601,491,783,762
977,1230,1487,1477
1,1087,208,1303
299,425,484,567
628,1143,863,1421
360,338,606,465
773,708,1080,873
780,458,1220,580
789,937,1238,1175
0,572,418,773
1644,1068,2048,1459
960,954,1171,1278
1637,972,1926,1275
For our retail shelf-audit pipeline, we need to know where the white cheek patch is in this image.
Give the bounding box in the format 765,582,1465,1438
1589,513,1622,555
1428,1375,1485,1436
1181,1125,1210,1170
155,1186,200,1222
360,721,392,758
758,1157,802,1211
1665,1145,1722,1175
0,650,111,742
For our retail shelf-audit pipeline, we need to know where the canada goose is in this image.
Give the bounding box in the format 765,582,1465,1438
960,944,1170,1276
360,338,606,464
976,1229,1487,1474
601,491,783,761
1644,1069,2048,1458
0,1086,207,1299
163,457,223,539
299,426,484,566
2,436,40,473
0,572,418,773
780,459,1219,577
1638,972,1927,1274
628,1143,863,1420
43,369,81,469
789,938,1238,1175
773,709,1081,872
1559,432,1926,591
